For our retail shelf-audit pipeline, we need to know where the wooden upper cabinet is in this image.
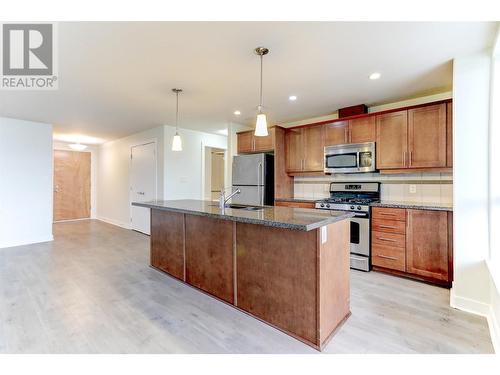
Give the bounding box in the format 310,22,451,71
376,110,408,169
349,116,376,143
254,127,275,152
303,125,325,172
237,131,254,154
325,121,348,146
285,128,304,172
237,128,275,154
407,103,447,168
406,209,450,282
446,102,453,167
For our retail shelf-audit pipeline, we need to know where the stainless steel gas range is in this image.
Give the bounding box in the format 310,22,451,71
315,182,380,271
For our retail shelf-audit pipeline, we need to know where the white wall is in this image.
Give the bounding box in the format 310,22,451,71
451,53,492,314
164,125,227,200
97,126,164,228
0,117,53,248
53,141,98,219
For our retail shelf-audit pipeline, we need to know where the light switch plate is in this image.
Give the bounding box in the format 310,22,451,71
409,184,417,194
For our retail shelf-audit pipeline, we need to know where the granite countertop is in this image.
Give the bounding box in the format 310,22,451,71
133,199,354,231
370,200,453,212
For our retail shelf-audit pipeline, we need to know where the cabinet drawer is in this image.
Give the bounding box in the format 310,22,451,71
372,218,406,234
372,230,406,248
372,244,406,272
372,207,406,221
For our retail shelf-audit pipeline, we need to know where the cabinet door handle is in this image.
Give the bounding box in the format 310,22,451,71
379,225,396,229
379,212,396,216
403,151,407,166
409,151,413,166
378,255,398,261
377,237,397,242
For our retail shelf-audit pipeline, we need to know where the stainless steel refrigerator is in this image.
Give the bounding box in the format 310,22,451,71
231,153,274,206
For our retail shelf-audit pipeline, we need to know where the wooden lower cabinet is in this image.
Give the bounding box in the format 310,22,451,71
236,223,319,343
236,220,350,348
371,207,453,287
185,215,235,303
148,208,351,350
151,210,185,280
275,200,315,209
406,209,451,282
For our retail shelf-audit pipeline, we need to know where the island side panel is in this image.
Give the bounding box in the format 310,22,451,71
185,214,234,304
236,222,318,345
151,209,185,280
318,220,350,347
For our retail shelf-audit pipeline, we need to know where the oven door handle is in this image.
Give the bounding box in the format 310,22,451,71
352,212,369,219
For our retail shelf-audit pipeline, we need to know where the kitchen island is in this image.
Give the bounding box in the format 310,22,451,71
132,199,353,350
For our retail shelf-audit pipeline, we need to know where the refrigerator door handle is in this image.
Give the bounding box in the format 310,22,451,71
257,162,263,205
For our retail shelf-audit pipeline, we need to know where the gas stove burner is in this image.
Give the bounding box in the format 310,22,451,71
315,182,380,212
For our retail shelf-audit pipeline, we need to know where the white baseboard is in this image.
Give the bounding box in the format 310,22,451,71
450,288,491,315
96,216,131,230
487,304,500,354
0,234,54,249
450,288,498,353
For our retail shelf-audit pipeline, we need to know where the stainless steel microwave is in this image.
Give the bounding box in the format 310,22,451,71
324,142,376,174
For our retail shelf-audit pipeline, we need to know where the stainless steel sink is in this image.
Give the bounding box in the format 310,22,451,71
210,203,264,211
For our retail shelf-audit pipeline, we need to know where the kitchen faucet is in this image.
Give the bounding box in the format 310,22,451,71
219,187,241,208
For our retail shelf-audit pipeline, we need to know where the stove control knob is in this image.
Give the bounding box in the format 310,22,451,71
357,206,362,210
326,204,330,208
320,203,324,208
350,205,355,210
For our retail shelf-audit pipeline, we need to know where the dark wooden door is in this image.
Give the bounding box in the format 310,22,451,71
285,128,304,172
303,125,325,172
151,210,185,280
376,110,408,169
408,103,447,168
325,121,348,146
185,215,234,303
349,116,376,143
406,209,450,282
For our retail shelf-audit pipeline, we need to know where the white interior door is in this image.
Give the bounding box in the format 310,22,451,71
130,142,156,235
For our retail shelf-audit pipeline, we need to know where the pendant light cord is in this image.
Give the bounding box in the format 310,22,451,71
259,54,263,113
175,91,179,132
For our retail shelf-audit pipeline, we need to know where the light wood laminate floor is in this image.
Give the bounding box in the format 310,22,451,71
0,220,493,353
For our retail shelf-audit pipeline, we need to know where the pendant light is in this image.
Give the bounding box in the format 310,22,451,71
254,47,269,137
171,88,183,151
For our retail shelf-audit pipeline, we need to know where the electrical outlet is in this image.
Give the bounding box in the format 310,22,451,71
409,184,417,194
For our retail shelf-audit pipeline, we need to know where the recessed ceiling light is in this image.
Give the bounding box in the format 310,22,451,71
233,110,241,116
69,143,88,151
289,95,297,101
369,72,381,80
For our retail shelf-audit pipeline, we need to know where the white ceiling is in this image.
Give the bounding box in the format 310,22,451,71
0,22,497,143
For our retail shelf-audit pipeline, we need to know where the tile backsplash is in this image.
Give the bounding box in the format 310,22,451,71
293,173,453,205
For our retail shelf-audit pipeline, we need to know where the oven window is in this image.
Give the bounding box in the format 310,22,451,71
359,151,373,168
350,221,360,244
326,153,357,168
